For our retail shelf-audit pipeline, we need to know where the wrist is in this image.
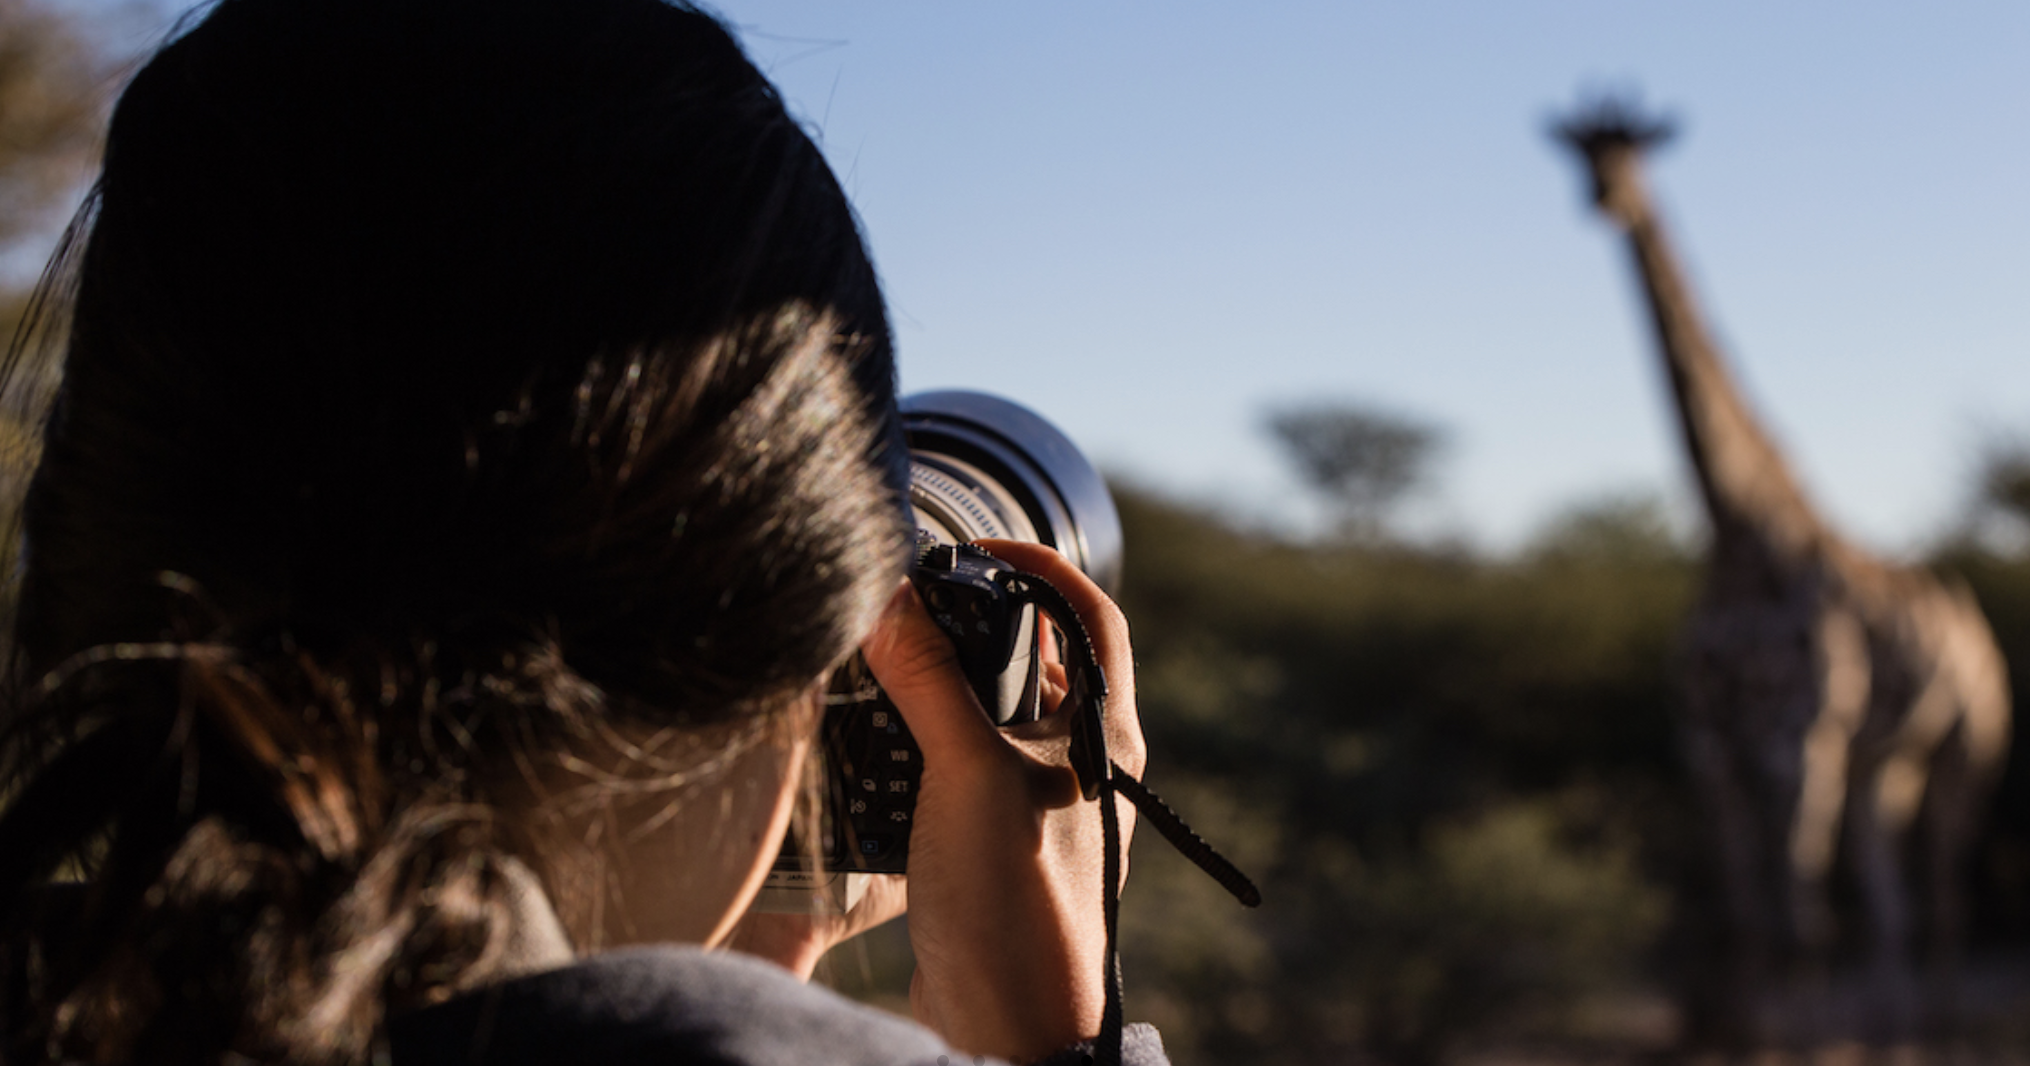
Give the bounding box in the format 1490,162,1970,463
910,969,1100,1065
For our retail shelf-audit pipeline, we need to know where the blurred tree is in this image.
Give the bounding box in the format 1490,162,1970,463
1987,457,2030,523
1980,442,2030,536
0,0,104,275
1941,440,2030,558
0,0,113,626
1263,402,1441,541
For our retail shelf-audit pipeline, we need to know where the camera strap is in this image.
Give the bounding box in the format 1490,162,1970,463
991,569,1261,1066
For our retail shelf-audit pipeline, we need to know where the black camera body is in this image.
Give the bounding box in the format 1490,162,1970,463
820,538,1034,873
758,392,1120,901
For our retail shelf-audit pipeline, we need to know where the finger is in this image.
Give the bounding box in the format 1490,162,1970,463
1034,614,1070,716
1037,657,1069,716
973,541,1131,689
859,581,1004,769
1038,613,1062,669
973,540,1145,778
840,873,908,938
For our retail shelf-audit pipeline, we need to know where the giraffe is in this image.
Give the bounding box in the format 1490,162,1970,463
1553,98,2011,1048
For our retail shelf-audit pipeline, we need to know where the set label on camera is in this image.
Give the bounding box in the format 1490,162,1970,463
826,696,923,873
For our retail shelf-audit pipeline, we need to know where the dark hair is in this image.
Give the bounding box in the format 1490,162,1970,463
0,0,909,1060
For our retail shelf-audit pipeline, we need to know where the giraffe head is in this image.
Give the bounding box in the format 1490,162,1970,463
1552,95,1676,229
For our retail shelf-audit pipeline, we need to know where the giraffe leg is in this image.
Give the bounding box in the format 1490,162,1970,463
1911,718,1976,1038
1682,720,1776,1050
1842,754,1918,1046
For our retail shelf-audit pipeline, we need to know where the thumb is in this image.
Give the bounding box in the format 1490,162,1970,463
859,581,1003,768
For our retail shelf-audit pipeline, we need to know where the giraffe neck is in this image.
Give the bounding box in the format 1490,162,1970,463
1609,170,1829,563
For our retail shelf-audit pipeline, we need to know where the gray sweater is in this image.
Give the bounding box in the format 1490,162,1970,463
388,946,1169,1066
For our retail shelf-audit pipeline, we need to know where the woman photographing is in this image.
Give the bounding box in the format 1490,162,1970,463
0,1,1164,1062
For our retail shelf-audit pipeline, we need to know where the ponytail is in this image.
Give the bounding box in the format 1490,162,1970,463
0,633,594,1063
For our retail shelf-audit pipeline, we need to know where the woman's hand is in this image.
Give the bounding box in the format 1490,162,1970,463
860,539,1144,1064
724,874,907,980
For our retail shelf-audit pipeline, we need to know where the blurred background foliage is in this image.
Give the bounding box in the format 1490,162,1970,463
6,4,2030,1064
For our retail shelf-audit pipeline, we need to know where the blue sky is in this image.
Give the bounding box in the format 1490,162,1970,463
119,2,2030,552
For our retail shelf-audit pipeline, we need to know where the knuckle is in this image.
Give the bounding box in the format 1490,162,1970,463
1071,591,1130,662
1093,597,1130,648
869,625,962,690
1022,756,1084,809
1117,740,1149,780
889,632,961,683
1109,717,1149,778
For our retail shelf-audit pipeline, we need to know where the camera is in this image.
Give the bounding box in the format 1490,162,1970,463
758,391,1122,907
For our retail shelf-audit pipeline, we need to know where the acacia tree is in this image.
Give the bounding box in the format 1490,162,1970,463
1264,402,1442,541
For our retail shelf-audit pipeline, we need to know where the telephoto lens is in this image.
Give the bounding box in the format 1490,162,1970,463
897,391,1122,727
758,391,1121,907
